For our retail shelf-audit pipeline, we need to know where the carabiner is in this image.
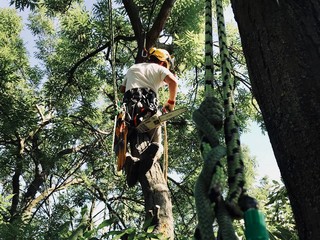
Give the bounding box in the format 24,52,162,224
141,48,148,58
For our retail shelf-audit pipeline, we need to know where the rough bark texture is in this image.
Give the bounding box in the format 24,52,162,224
231,1,320,239
139,162,174,239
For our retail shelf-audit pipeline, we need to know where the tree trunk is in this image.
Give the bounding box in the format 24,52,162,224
139,162,174,239
231,1,320,239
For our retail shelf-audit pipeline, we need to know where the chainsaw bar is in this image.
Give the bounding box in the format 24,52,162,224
159,108,187,122
136,108,187,133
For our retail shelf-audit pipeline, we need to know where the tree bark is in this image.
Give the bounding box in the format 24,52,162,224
139,162,174,239
10,136,24,221
231,1,320,239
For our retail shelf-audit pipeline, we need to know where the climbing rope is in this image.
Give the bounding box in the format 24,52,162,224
215,0,246,216
193,0,269,239
141,31,148,58
140,0,159,59
162,121,168,182
193,0,238,238
108,0,118,107
108,0,130,172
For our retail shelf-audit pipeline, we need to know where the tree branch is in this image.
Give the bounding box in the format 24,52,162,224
23,163,45,207
9,134,24,221
122,0,176,63
22,178,84,220
122,0,143,40
67,35,135,83
147,0,176,49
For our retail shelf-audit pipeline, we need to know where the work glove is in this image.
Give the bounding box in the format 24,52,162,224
163,99,175,112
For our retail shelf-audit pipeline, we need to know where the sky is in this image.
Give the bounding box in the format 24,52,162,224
0,1,282,182
241,122,281,181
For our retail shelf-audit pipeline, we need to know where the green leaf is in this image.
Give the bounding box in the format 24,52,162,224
97,218,115,230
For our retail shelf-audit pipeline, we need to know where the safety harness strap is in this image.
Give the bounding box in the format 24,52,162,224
123,88,158,127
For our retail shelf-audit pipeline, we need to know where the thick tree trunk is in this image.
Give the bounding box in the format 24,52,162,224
139,162,174,239
231,1,320,239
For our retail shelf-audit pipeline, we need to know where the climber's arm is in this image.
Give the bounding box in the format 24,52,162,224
163,73,178,111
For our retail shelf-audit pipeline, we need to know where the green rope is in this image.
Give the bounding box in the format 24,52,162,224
194,0,238,239
204,0,215,98
215,0,246,215
193,0,246,239
194,1,269,239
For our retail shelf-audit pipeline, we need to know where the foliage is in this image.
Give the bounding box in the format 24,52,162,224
265,180,298,240
9,0,81,12
250,178,298,240
0,1,291,239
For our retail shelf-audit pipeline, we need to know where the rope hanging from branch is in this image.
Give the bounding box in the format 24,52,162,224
193,0,269,239
108,0,118,107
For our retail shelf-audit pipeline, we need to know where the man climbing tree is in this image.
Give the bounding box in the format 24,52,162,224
2,0,178,238
117,47,178,187
117,1,178,238
116,48,177,237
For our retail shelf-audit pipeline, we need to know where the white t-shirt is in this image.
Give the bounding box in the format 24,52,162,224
122,62,172,95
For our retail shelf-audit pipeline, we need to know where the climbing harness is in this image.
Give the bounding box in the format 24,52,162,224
113,88,157,171
193,0,269,239
113,87,185,172
123,87,159,127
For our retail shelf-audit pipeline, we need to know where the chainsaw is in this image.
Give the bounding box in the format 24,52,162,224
135,107,187,133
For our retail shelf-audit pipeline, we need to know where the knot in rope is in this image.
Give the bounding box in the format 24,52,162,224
193,96,239,240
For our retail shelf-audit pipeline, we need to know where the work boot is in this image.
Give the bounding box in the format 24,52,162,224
124,154,140,187
139,142,160,174
136,133,150,154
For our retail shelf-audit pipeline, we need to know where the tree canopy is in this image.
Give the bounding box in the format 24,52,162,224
0,0,298,239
